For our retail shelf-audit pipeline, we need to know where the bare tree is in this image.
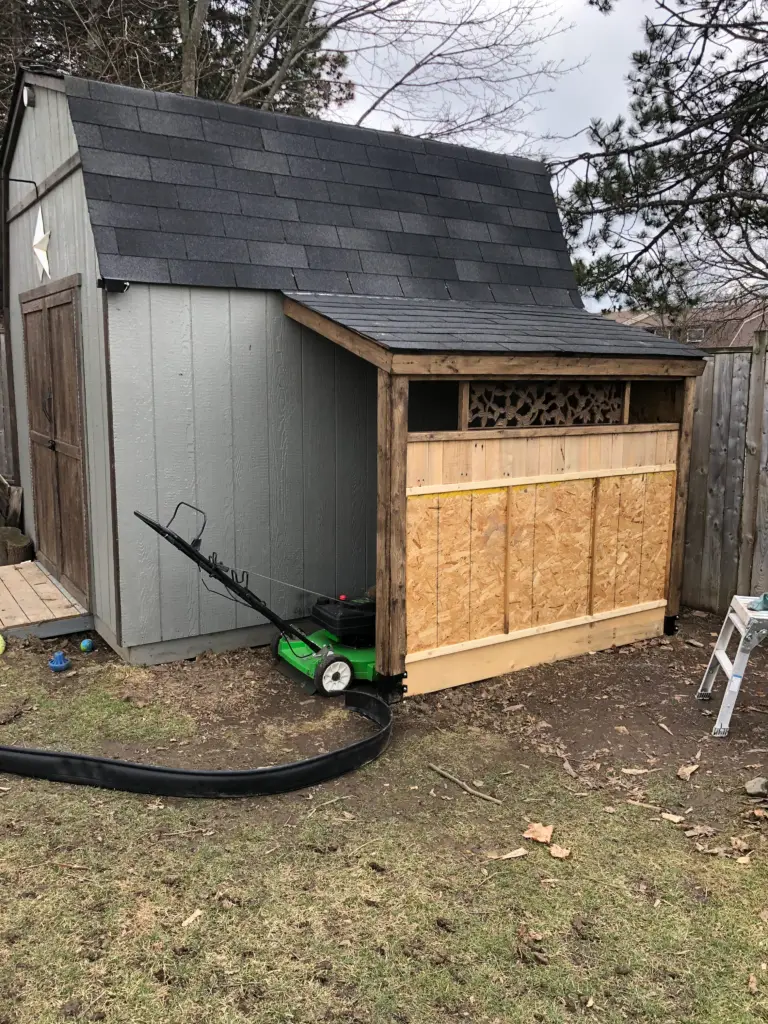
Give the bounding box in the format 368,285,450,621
174,0,571,146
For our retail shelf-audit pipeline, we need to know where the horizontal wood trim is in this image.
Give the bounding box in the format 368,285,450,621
406,598,668,663
394,355,705,377
20,274,81,304
406,462,677,496
7,153,82,223
404,605,665,695
283,297,393,372
408,422,680,443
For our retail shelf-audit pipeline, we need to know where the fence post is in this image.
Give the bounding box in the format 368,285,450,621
739,331,767,592
749,331,768,594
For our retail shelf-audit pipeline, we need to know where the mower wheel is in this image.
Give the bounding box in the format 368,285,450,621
314,653,354,696
270,631,282,662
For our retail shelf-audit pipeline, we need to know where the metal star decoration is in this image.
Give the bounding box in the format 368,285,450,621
32,208,50,279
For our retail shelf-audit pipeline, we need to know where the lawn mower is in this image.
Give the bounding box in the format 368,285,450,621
134,504,401,699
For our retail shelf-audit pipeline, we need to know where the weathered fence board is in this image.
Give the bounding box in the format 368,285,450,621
683,334,768,613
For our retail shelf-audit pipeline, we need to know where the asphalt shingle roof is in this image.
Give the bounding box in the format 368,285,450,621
63,75,582,306
283,293,702,358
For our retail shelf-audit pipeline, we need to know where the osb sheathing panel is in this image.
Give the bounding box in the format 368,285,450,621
639,471,675,602
507,485,536,630
469,488,507,639
591,476,621,613
436,492,472,646
532,479,594,626
405,495,439,653
615,474,647,608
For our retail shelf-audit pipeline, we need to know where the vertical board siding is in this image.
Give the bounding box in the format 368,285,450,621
191,290,236,636
405,468,676,654
8,87,116,635
109,288,377,647
110,285,161,643
682,347,768,615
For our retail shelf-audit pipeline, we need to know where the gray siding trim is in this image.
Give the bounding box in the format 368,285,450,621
7,86,117,633
108,286,377,647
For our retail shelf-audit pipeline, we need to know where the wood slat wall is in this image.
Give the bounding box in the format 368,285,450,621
682,346,759,613
405,428,677,657
407,426,679,490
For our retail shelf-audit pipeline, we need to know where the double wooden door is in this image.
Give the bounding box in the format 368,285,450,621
21,283,89,605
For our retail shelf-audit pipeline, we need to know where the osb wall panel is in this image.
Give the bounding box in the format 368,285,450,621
469,489,507,639
507,485,536,630
406,427,678,489
405,495,439,652
405,469,677,655
531,479,594,626
436,492,472,647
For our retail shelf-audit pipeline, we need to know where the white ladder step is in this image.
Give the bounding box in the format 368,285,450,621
728,611,746,635
715,648,734,677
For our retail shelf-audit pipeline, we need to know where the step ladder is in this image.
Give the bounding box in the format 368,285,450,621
696,595,768,737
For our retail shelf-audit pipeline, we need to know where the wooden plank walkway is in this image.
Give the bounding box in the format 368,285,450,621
0,561,86,629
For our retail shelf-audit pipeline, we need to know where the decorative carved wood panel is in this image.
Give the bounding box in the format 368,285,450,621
468,379,624,428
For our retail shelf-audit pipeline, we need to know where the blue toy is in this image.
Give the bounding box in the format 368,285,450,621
48,651,71,672
80,638,95,653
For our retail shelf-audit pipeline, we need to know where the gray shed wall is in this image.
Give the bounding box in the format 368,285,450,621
7,82,117,634
108,286,377,649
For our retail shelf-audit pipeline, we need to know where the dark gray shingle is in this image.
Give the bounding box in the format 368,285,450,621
65,74,588,311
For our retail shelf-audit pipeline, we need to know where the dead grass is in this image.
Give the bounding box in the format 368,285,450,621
2,634,768,1022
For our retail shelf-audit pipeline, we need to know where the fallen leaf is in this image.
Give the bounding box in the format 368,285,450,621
685,824,716,838
731,837,751,852
738,854,752,865
686,638,705,648
661,812,686,824
523,822,554,844
562,759,579,779
677,764,699,781
759,909,768,923
603,806,616,813
622,767,651,776
750,974,759,994
614,725,629,735
487,848,527,860
181,908,203,928
658,722,674,736
549,844,571,860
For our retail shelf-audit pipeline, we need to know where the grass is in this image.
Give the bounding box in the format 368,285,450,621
2,654,768,1022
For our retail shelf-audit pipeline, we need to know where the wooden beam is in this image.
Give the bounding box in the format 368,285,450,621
408,422,679,443
19,273,81,304
283,297,392,372
388,376,409,676
666,376,696,617
407,463,677,497
7,153,82,223
375,370,392,675
393,354,705,377
404,605,665,695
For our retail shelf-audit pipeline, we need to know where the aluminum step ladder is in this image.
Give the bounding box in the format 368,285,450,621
696,595,768,737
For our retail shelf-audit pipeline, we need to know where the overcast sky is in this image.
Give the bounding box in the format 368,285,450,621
533,0,648,157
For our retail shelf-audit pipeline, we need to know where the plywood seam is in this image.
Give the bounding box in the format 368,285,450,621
405,599,668,662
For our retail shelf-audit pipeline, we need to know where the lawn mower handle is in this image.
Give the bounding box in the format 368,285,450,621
134,510,322,653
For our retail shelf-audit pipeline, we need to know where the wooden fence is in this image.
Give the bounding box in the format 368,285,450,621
682,332,768,612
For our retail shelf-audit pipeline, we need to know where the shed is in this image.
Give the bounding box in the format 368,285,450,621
0,69,704,688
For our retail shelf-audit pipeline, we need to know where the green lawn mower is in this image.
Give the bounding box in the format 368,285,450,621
135,505,390,697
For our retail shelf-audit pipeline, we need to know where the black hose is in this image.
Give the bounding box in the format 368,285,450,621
0,690,392,798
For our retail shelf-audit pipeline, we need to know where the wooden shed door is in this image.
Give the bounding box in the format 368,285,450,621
21,287,89,605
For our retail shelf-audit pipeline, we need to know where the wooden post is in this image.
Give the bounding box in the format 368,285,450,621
458,381,470,429
742,331,768,593
667,376,696,617
375,369,393,675
622,382,631,424
388,376,409,675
